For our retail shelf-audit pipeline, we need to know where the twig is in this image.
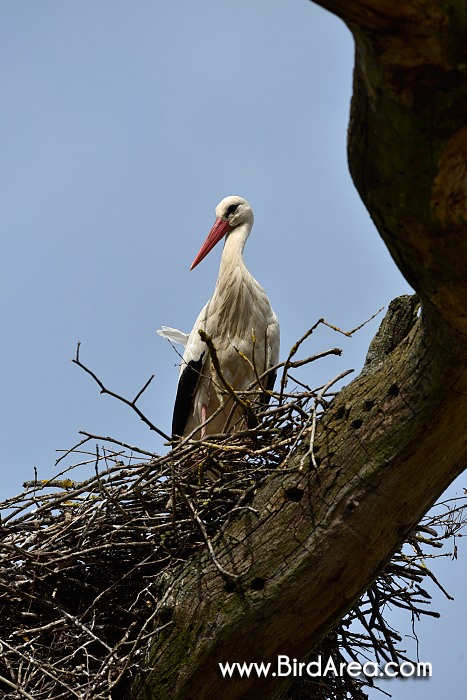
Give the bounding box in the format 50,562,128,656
55,435,93,466
0,674,37,700
176,482,241,580
198,329,258,427
78,431,156,459
279,310,382,403
279,319,325,403
320,307,384,337
299,369,354,471
72,342,170,441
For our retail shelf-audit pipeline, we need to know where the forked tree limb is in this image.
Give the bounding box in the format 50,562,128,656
127,1,467,698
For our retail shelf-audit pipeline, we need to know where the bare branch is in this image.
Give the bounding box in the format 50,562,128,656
72,343,170,441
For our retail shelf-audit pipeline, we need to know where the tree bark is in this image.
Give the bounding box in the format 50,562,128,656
128,2,467,698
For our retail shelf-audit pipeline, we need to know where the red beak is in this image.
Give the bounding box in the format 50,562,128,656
190,218,231,270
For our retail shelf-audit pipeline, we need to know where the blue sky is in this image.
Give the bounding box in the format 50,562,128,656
0,1,465,697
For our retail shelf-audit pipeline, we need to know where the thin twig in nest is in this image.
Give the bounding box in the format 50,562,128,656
198,328,258,427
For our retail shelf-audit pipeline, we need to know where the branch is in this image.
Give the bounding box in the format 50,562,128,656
198,328,258,427
279,311,380,403
72,342,171,442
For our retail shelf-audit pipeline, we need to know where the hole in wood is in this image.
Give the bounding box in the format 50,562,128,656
250,577,266,591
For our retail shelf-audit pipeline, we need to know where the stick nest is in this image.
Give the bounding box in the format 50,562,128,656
0,318,464,700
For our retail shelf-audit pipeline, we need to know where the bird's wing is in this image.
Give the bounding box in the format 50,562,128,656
156,326,189,347
171,352,205,438
265,311,280,394
171,304,209,438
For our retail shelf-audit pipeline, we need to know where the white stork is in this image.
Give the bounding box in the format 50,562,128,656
161,195,280,439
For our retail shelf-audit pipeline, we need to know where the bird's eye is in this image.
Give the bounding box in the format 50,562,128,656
226,203,239,217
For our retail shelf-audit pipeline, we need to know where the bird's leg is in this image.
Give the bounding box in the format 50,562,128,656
201,404,207,438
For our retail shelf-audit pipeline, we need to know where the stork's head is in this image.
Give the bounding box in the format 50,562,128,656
215,195,253,229
190,195,253,270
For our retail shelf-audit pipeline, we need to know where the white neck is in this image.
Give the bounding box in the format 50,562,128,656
218,221,251,280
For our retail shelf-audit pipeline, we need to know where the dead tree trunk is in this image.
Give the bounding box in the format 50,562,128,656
127,1,467,698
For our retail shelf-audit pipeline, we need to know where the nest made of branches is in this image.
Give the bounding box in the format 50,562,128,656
0,318,465,700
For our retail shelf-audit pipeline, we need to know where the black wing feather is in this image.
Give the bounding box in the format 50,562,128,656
260,369,277,406
171,353,205,439
265,369,276,395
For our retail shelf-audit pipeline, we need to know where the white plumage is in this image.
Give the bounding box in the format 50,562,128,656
160,195,280,439
156,326,189,347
